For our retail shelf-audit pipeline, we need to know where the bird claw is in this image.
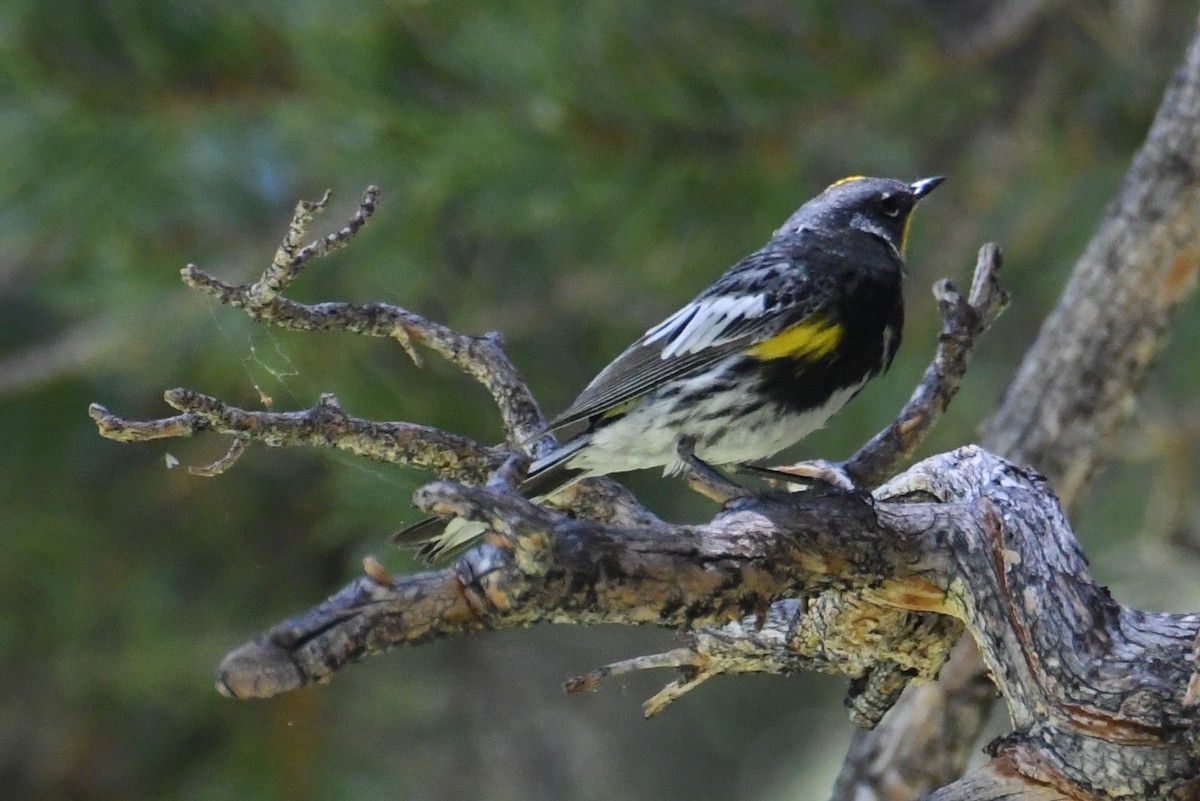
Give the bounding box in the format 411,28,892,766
675,436,751,504
738,458,858,494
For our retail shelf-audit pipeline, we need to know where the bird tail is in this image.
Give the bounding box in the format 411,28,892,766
391,439,589,562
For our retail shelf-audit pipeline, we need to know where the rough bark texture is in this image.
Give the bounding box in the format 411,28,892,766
982,21,1200,500
87,16,1200,800
214,446,1200,799
832,15,1200,800
94,229,1008,727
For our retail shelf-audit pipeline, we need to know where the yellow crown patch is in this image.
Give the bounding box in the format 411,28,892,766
826,175,866,190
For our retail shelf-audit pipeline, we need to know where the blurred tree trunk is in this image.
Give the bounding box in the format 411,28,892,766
832,12,1200,800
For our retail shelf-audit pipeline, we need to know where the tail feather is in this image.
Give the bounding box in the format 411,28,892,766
517,443,589,499
391,438,591,562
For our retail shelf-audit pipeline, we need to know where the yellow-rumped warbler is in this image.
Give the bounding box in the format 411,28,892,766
397,175,943,559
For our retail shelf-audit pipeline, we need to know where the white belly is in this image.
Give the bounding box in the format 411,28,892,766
567,371,866,477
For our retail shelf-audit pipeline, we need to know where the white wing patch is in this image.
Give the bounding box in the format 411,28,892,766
642,294,766,359
642,304,697,345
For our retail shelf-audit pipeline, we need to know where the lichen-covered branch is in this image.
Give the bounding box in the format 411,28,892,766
567,595,961,726
90,391,507,482
834,15,1200,800
88,189,557,490
89,193,1004,568
88,218,1009,730
86,22,1200,790
180,185,549,450
216,446,1200,799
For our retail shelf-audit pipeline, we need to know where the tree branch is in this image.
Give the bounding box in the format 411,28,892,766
842,242,1008,487
216,445,1200,799
92,186,648,516
89,390,508,482
88,184,1008,728
90,146,1026,793
833,14,1200,799
179,185,550,451
86,21,1200,790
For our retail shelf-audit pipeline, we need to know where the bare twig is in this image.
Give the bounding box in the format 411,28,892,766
188,436,248,477
842,243,1008,487
180,186,549,449
247,186,369,305
89,404,202,441
89,186,656,530
91,391,507,483
567,596,960,722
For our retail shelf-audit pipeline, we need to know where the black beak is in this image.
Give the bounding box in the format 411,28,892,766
910,176,945,200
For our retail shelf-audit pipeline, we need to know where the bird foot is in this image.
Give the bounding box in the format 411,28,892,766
675,436,751,504
738,458,857,493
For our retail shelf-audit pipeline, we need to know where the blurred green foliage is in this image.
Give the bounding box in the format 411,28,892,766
2,2,1198,799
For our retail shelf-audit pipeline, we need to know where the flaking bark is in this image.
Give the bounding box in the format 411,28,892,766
87,19,1200,794
215,446,1200,799
833,14,1200,800
89,179,1200,797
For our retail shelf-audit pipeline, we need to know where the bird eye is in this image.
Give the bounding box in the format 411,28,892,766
880,194,902,217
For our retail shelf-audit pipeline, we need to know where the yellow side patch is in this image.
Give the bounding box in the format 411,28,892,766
746,318,843,361
601,399,638,419
827,175,866,190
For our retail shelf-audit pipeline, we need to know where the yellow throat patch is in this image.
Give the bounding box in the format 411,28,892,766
899,212,914,256
747,317,844,361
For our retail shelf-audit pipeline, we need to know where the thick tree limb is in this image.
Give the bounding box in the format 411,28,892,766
216,446,1200,799
88,184,1007,725
982,18,1200,505
89,161,1020,798
833,15,1200,799
88,20,1200,791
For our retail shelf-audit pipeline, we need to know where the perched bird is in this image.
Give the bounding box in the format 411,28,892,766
396,175,943,559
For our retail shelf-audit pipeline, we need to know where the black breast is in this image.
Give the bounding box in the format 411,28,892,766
747,243,904,415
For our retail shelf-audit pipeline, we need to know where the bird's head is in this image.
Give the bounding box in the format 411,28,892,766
778,175,944,257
